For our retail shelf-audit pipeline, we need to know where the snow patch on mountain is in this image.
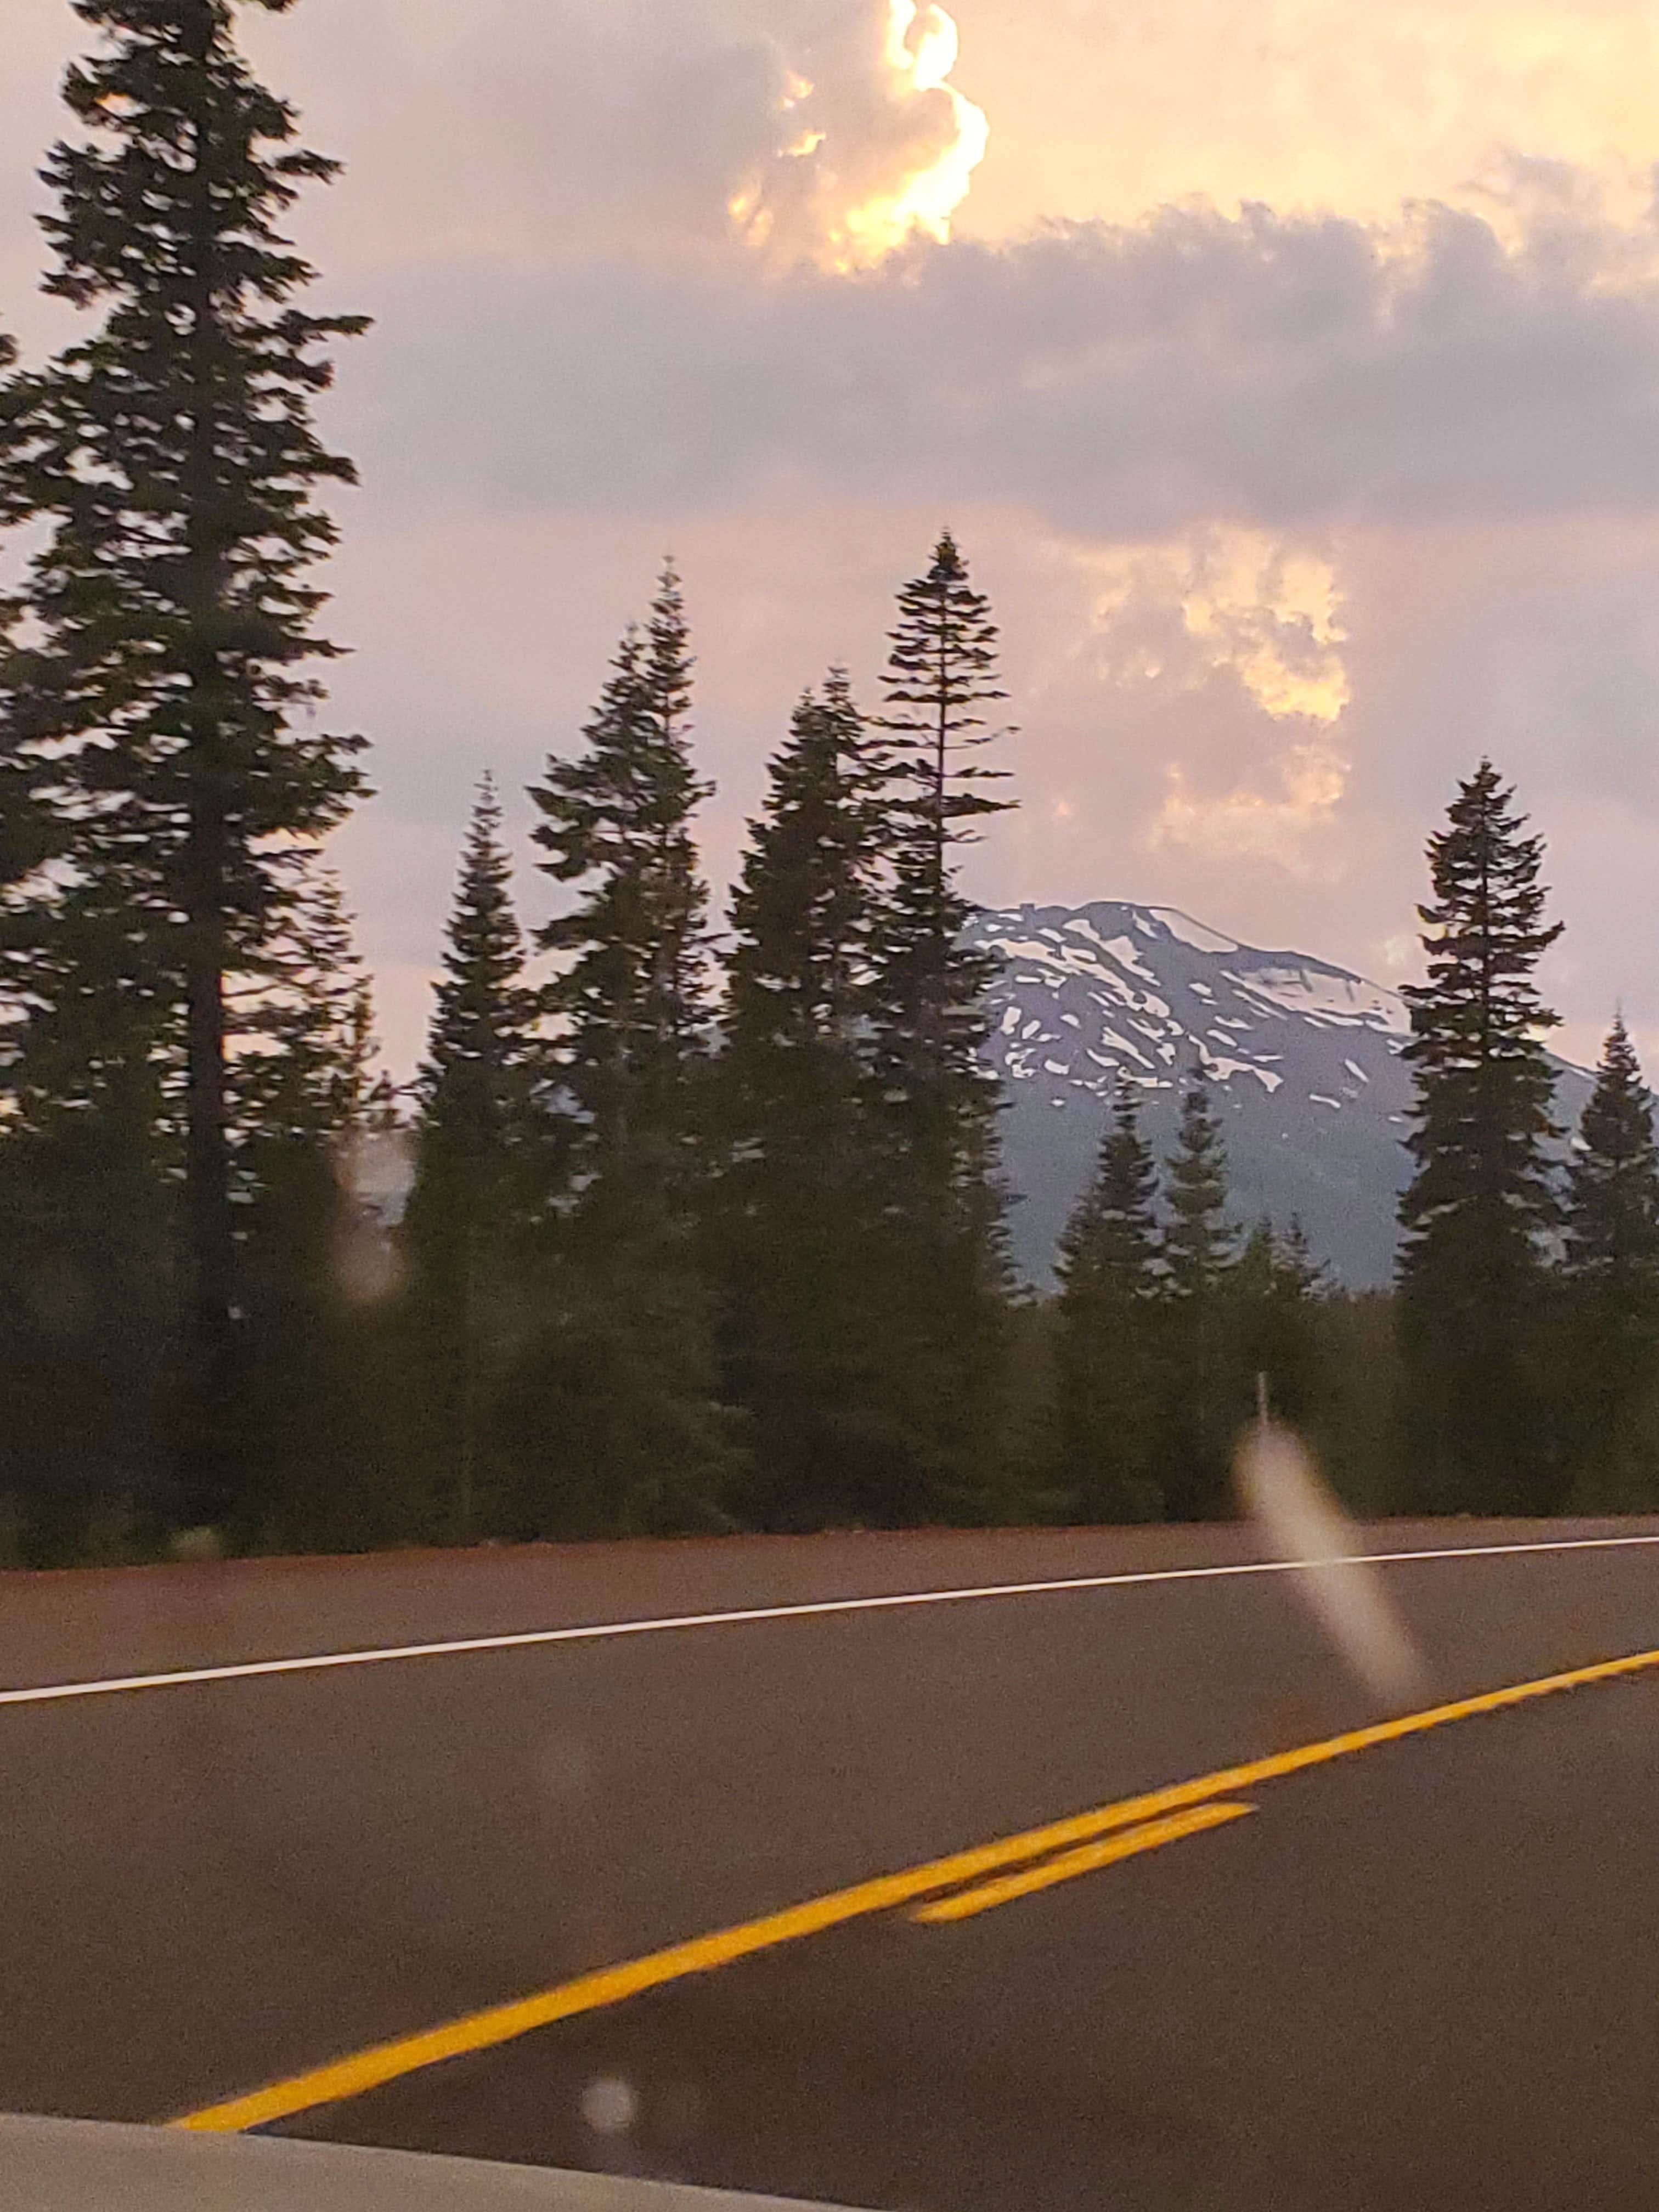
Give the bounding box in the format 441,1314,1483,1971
971,900,1589,1291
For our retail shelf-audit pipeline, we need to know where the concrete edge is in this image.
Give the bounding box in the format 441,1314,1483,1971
0,2117,868,2212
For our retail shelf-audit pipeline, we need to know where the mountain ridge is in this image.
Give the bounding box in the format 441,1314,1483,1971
972,899,1590,1290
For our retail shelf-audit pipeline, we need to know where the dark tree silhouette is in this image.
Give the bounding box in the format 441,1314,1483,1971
1397,761,1564,1511
524,566,740,1534
0,0,367,1528
405,777,538,1540
1052,1085,1164,1522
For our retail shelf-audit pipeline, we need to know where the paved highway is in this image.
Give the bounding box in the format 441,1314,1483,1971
4,1519,1659,2208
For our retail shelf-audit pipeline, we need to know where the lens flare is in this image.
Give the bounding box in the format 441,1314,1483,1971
1235,1420,1426,1707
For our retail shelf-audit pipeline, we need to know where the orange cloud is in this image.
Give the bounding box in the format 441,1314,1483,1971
728,0,989,271
955,0,1659,238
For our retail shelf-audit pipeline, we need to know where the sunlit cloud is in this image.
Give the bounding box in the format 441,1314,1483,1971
956,0,1659,243
15,0,1659,1073
1064,527,1352,874
1150,742,1350,876
1075,528,1350,724
728,0,988,270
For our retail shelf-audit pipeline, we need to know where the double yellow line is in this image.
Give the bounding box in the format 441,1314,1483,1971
174,1641,1659,2135
913,1798,1256,1923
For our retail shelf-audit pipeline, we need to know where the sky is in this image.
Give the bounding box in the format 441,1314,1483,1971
5,0,1659,1075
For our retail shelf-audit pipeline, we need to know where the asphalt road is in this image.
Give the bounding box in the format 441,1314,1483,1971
5,1519,1659,2208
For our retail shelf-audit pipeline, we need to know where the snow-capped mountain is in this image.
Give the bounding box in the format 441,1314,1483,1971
972,901,1590,1289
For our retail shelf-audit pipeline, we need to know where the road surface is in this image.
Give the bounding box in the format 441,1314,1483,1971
4,1519,1659,2208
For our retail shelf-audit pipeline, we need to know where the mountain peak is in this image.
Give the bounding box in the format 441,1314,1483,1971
972,899,1576,1289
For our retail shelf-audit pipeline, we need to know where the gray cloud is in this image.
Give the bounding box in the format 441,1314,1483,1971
14,5,1658,543
10,3,1659,1088
228,0,984,277
335,196,1659,537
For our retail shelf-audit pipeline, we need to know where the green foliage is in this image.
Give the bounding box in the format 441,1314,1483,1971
1564,1017,1659,1312
1560,1017,1659,1504
1047,1108,1365,1529
849,532,1015,1516
1052,1086,1164,1521
0,0,368,1530
1233,1217,1329,1432
1164,1073,1238,1299
409,775,540,1255
713,675,896,1528
533,567,710,1165
1158,1072,1241,1518
0,1104,174,1561
1397,761,1564,1511
404,777,541,1542
523,567,741,1533
867,531,1010,1139
225,872,392,1551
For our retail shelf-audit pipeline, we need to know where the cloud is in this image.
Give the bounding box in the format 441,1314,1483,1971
330,191,1659,544
13,0,1659,1086
1074,529,1350,725
217,0,988,281
1150,746,1350,877
16,2,1659,554
1058,527,1352,874
727,1,988,269
953,0,1659,238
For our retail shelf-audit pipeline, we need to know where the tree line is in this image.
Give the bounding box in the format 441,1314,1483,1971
1053,790,1659,1529
3,2,1658,1564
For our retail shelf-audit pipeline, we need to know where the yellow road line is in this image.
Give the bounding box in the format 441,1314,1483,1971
172,1640,1659,2135
913,1801,1257,1923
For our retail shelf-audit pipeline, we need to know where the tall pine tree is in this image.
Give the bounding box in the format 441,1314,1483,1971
1160,1069,1240,1520
714,675,891,1526
233,870,382,1549
1560,1015,1659,1500
522,566,740,1535
869,529,1011,1134
405,776,538,1541
1052,1085,1165,1523
1232,1216,1329,1435
1397,760,1564,1511
860,531,1015,1516
0,0,366,1532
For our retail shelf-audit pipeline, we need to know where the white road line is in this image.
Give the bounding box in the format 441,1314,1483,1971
3,1531,1658,1711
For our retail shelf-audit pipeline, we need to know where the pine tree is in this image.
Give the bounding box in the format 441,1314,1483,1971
405,776,538,1542
869,529,1012,1128
0,0,368,1532
1052,1085,1164,1522
1397,760,1564,1511
0,1076,173,1561
1560,1016,1659,1499
1565,1018,1659,1302
715,675,895,1527
725,677,873,1067
533,568,709,1164
522,566,740,1535
1164,1071,1236,1297
232,869,379,1549
235,867,374,1163
857,531,1016,1516
1160,1069,1240,1520
0,324,54,900
413,776,536,1214
1233,1215,1329,1434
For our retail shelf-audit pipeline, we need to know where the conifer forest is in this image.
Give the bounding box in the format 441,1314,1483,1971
5,1,1659,1567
